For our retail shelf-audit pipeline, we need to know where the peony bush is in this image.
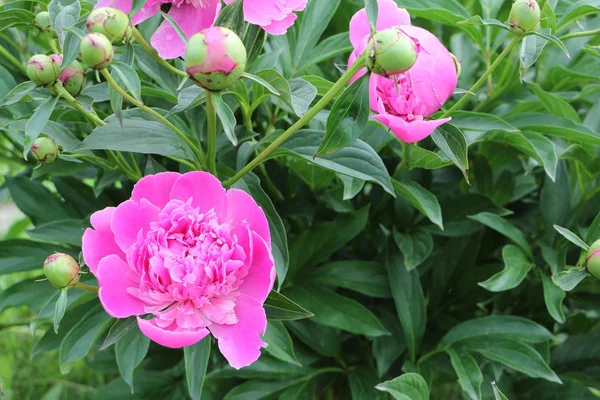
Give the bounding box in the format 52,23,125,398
0,0,599,399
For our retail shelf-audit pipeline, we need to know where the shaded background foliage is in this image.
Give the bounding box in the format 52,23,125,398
1,0,600,399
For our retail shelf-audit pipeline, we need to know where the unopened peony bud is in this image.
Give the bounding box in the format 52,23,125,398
86,7,132,44
586,240,600,280
185,27,247,92
26,54,60,86
34,11,55,41
50,54,86,96
80,33,114,69
509,0,541,33
31,137,59,163
367,28,418,78
44,253,80,288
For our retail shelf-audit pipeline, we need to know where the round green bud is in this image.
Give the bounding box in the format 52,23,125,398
26,54,60,86
367,28,418,78
185,27,247,92
31,137,59,164
86,7,133,45
43,253,80,288
50,54,86,96
34,11,55,41
80,33,114,70
509,0,541,33
586,240,600,280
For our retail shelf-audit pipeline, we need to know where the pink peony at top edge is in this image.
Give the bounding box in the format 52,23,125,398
94,0,221,59
223,0,308,35
82,172,276,369
348,0,457,143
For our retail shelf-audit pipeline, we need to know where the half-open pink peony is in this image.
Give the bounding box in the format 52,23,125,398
94,0,221,59
348,0,457,143
223,0,307,35
82,172,275,369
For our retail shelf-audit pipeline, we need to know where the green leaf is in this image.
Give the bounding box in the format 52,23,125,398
505,113,600,146
394,229,434,271
242,72,280,95
553,225,589,250
251,69,299,116
48,0,81,47
167,85,206,116
552,267,589,291
520,33,549,69
317,75,370,156
0,9,34,31
479,245,534,292
365,0,378,32
307,261,391,298
159,11,188,43
387,251,426,361
285,285,390,337
407,145,452,170
587,211,600,243
528,31,570,59
492,382,509,400
447,348,482,400
431,123,469,183
61,27,84,72
27,219,84,247
1,81,37,106
224,379,299,400
184,336,211,400
287,320,340,358
375,373,430,400
0,277,56,313
557,1,600,30
59,304,112,373
262,321,300,365
212,92,238,146
289,78,317,117
451,111,519,132
116,327,150,392
111,62,142,102
372,309,406,377
393,179,443,230
23,95,60,158
459,15,511,31
233,173,289,288
299,33,353,71
468,212,533,259
440,315,553,345
99,316,138,350
457,337,561,383
528,82,579,122
0,239,76,275
214,0,244,36
541,271,566,324
53,288,68,334
273,130,394,195
264,291,313,321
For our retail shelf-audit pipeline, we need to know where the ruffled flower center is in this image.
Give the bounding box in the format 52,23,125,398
128,199,248,330
377,73,427,122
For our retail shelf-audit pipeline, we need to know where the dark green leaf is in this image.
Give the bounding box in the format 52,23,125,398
479,245,534,292
375,373,429,400
116,326,150,391
23,96,60,158
541,271,566,324
447,348,482,400
264,291,313,321
99,316,138,350
365,0,378,32
307,261,391,298
183,337,211,400
393,179,443,230
48,0,81,47
112,62,142,102
1,81,37,106
552,267,588,291
262,321,300,365
431,123,469,183
53,288,68,334
214,0,244,36
27,219,84,247
553,225,589,250
468,212,533,258
394,229,434,271
212,92,237,146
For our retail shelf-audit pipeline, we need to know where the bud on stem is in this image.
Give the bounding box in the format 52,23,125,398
34,11,55,41
80,33,114,70
43,253,80,288
26,54,60,86
586,240,600,280
50,54,86,96
31,137,59,163
86,7,133,44
509,0,541,33
367,28,418,78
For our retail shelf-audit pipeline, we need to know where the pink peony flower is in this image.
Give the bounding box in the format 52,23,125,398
223,0,308,35
94,0,222,59
82,172,275,369
348,0,457,143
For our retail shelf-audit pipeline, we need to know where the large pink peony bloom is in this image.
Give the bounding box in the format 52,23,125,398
223,0,308,35
348,0,457,143
82,172,275,369
94,0,221,59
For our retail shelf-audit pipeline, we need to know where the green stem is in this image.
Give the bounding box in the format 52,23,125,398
128,152,142,176
65,153,116,170
559,28,600,41
0,44,26,75
100,68,204,169
55,83,106,126
205,91,218,175
223,57,367,186
107,150,138,180
73,282,99,292
417,347,447,365
441,37,521,118
132,28,187,77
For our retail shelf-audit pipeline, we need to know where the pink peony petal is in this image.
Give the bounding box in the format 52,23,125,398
131,0,168,26
238,232,276,304
170,172,227,216
94,0,132,13
82,207,124,276
111,199,161,254
138,317,210,348
97,254,145,318
374,114,452,143
209,293,267,369
261,13,297,35
226,189,271,247
242,0,286,26
131,172,181,209
349,0,410,50
150,2,221,59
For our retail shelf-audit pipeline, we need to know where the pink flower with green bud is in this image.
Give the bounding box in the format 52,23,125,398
50,54,86,96
80,33,114,70
31,137,59,164
44,253,80,288
185,27,247,92
367,28,418,78
86,7,133,44
586,240,600,280
509,0,541,33
34,11,55,41
26,54,60,86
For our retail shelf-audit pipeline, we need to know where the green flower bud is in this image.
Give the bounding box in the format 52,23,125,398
509,0,541,33
50,54,86,96
34,11,55,41
367,28,418,78
80,33,114,70
43,253,80,288
586,240,600,280
26,54,60,86
86,7,133,45
31,137,59,164
185,27,247,92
